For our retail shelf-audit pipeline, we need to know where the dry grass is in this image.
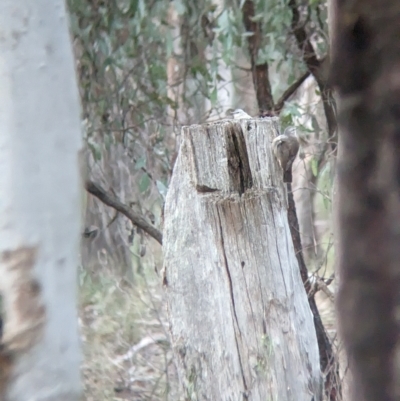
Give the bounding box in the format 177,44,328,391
79,263,182,401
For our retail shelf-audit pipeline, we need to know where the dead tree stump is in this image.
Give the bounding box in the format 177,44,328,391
163,118,322,401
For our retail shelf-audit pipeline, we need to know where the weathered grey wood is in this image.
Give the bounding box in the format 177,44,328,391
163,118,322,401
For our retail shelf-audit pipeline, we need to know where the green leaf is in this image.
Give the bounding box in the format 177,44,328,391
280,114,293,128
210,87,218,106
156,180,168,200
284,102,302,117
322,189,331,210
166,30,173,57
127,0,138,16
250,13,264,22
134,156,146,170
138,0,146,16
174,0,186,16
88,142,102,161
311,157,318,177
97,38,109,56
103,57,113,69
217,10,229,32
104,134,113,150
191,63,210,79
139,173,150,193
311,115,321,136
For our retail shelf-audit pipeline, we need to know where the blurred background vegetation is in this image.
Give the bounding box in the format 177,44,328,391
68,0,337,399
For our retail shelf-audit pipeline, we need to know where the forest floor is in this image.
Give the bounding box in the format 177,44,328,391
79,240,183,401
79,234,337,401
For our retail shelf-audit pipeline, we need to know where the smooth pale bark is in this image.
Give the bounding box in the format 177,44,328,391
291,75,329,264
166,2,205,126
0,1,82,400
163,118,322,401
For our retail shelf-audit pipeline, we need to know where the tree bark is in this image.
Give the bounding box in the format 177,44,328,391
331,1,400,400
163,119,322,400
242,0,274,114
287,185,340,401
0,1,82,399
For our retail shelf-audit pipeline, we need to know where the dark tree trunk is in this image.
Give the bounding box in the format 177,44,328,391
331,1,400,401
242,0,274,114
287,186,340,401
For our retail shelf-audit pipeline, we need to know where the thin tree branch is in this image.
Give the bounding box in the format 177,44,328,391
85,180,163,245
308,274,335,302
274,71,311,113
288,0,337,151
288,0,321,74
287,183,340,401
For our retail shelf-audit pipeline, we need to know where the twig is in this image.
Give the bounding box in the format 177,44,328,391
274,71,311,113
287,183,340,401
288,0,337,150
288,0,321,74
85,180,163,245
112,334,167,365
308,274,335,302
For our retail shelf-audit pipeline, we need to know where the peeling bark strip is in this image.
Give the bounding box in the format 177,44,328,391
0,248,45,351
163,119,322,401
0,247,45,396
331,1,400,401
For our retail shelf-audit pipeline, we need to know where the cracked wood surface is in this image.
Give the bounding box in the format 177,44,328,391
163,118,322,401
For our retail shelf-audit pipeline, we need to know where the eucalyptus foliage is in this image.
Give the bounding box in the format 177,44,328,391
68,0,329,192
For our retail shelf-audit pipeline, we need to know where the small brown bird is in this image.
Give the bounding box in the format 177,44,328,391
272,127,299,183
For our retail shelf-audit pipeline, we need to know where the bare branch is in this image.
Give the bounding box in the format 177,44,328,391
288,0,321,74
274,71,311,113
308,275,335,302
85,180,163,245
288,0,337,150
287,183,340,401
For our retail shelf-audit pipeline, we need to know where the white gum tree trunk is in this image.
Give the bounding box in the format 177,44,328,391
163,118,322,401
0,1,82,400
